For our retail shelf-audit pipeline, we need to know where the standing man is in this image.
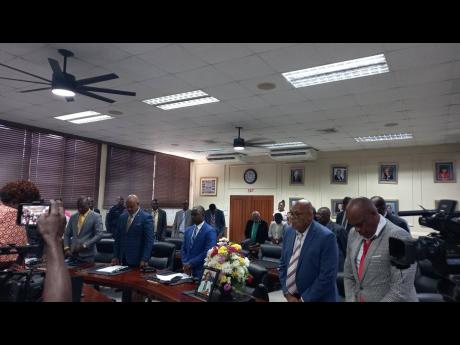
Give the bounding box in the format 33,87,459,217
344,197,417,302
204,204,226,239
105,196,126,234
244,211,269,245
316,207,348,272
181,206,216,279
279,200,338,302
151,199,167,241
335,196,353,234
172,200,192,238
87,197,100,214
64,196,104,264
371,196,410,233
112,194,154,268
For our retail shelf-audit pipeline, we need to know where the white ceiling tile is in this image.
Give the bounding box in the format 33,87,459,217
394,62,454,87
355,88,402,106
175,65,233,88
138,74,195,96
202,82,253,100
387,44,457,71
236,73,292,94
48,43,132,65
213,55,276,81
276,100,320,115
226,95,269,110
138,44,208,74
112,43,171,55
314,43,385,63
245,43,299,53
258,89,306,106
0,43,46,56
312,95,358,110
180,43,253,64
258,44,323,72
105,56,167,82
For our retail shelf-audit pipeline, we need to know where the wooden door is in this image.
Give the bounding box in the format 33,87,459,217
229,195,274,243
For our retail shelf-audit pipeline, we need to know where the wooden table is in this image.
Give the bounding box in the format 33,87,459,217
81,284,114,302
69,266,200,302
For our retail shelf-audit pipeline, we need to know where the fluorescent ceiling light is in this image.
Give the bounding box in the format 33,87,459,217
157,97,220,110
46,134,64,140
260,141,306,149
282,54,389,88
54,111,100,121
52,88,76,97
70,115,113,124
142,90,208,105
0,124,11,130
354,133,413,142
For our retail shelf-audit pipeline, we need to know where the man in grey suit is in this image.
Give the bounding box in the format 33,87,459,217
172,200,192,238
64,196,104,263
344,197,417,302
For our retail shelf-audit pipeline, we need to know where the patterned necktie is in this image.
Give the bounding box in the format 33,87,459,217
342,211,348,228
126,214,134,232
190,225,198,248
286,232,304,295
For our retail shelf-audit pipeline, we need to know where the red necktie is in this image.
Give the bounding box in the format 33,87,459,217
358,239,372,281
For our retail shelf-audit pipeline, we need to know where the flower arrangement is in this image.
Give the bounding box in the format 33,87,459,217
204,237,251,293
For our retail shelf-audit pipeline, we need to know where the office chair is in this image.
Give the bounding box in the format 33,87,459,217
95,238,115,264
148,242,176,271
244,263,269,301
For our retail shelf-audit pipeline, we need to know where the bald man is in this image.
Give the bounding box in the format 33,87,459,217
343,197,417,302
279,200,339,302
112,195,154,268
244,211,269,245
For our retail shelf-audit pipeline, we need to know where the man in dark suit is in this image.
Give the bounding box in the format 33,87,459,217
112,194,154,268
87,196,100,214
244,211,269,245
151,199,167,241
316,207,347,272
181,206,217,279
279,200,338,302
64,196,104,264
105,196,125,234
335,196,353,234
371,196,410,232
204,204,226,239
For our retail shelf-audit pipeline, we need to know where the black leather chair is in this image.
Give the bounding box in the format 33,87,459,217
165,228,172,238
95,238,114,263
241,239,252,251
245,263,269,301
100,231,113,239
165,238,184,251
415,259,444,302
149,242,176,271
260,244,282,263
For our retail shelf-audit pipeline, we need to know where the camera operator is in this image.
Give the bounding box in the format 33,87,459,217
344,197,418,302
37,199,71,302
0,180,40,269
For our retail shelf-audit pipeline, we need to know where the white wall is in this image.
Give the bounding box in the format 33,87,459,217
192,144,460,237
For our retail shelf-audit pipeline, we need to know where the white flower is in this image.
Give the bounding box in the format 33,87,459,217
243,257,250,267
221,262,233,274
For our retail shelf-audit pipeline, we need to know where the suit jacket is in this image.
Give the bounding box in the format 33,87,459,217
386,213,410,233
344,219,418,302
105,204,126,234
172,209,192,237
113,209,154,266
335,211,353,234
204,209,226,237
64,211,104,261
279,221,338,302
325,221,348,272
150,208,167,240
181,222,217,278
244,220,269,244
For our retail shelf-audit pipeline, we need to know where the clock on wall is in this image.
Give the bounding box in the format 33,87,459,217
244,168,257,184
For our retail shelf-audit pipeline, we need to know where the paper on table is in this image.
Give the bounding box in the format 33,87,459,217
96,265,128,273
155,273,191,281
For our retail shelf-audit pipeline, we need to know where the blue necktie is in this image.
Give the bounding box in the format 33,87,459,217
190,225,198,248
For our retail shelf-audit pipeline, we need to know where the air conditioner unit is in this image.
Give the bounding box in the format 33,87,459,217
269,147,318,161
206,152,247,163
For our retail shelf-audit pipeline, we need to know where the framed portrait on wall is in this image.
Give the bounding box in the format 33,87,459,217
200,177,218,196
289,197,303,209
290,168,304,185
379,163,398,184
386,200,399,216
331,166,348,184
331,199,343,218
434,161,456,183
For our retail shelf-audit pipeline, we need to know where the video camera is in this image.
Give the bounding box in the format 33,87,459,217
389,199,460,301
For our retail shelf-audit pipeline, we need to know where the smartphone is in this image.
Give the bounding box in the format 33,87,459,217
16,203,50,226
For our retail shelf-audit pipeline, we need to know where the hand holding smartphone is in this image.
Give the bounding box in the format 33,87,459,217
16,203,51,226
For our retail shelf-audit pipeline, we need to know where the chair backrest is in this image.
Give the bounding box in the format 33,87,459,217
165,228,172,238
247,263,268,288
96,238,114,254
415,259,440,294
100,232,113,239
149,241,176,270
241,238,252,251
260,244,282,262
165,238,184,251
71,276,83,302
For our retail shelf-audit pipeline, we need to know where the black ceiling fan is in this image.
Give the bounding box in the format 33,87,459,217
0,49,136,103
191,127,276,153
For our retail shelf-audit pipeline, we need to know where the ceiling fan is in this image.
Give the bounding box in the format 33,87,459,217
0,49,136,103
190,127,276,153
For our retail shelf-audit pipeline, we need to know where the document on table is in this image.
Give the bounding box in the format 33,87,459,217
155,273,191,281
96,265,129,273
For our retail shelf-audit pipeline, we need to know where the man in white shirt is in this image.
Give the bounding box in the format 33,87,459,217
172,200,192,238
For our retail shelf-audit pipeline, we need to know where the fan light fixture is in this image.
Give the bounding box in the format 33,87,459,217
52,88,76,97
233,127,245,150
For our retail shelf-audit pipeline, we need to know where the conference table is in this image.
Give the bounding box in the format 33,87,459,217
69,265,200,302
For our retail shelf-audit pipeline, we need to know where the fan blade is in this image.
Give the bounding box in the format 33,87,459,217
0,62,51,82
0,77,50,85
76,73,119,86
75,89,115,103
76,86,136,96
48,58,62,75
65,97,74,102
20,87,52,93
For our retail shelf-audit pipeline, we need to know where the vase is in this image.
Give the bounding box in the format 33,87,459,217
218,285,235,302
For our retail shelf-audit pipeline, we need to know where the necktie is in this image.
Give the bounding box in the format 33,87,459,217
190,225,198,247
341,211,348,228
286,232,304,295
126,214,134,232
77,214,85,235
358,239,372,281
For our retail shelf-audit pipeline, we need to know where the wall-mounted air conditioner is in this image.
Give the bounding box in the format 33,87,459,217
206,152,247,163
269,147,318,161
